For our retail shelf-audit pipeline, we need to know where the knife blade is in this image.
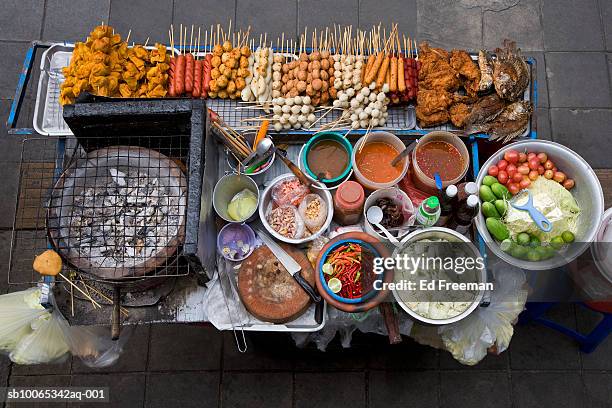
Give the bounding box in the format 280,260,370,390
254,228,322,304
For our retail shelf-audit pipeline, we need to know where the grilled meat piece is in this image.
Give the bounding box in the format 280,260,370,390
449,103,471,128
463,94,506,126
493,40,529,101
477,50,494,93
450,50,481,97
466,101,532,142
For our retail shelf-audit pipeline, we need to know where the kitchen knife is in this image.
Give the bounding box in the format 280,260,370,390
254,228,322,304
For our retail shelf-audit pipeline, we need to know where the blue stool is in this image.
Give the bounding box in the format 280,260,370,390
519,302,612,353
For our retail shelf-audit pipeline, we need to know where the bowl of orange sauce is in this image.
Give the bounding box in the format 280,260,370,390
352,132,409,190
411,131,469,194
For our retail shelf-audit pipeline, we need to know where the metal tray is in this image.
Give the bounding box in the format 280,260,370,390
415,55,536,139
33,43,182,137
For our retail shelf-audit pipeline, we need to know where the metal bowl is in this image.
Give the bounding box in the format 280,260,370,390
259,173,333,244
474,140,604,270
391,227,487,325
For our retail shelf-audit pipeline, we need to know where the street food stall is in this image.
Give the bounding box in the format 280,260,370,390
1,21,607,367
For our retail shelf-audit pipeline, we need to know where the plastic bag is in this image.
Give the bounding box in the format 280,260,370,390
271,176,309,207
266,204,305,239
0,288,48,353
438,263,528,365
298,194,328,232
10,309,70,365
62,325,134,368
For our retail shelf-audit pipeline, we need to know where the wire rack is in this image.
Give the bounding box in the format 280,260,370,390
8,135,191,286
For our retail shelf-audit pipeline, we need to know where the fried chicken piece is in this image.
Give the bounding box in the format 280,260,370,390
450,50,481,97
416,108,450,128
449,103,471,128
418,68,460,92
416,88,454,115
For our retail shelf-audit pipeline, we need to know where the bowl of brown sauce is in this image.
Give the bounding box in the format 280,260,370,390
302,132,353,185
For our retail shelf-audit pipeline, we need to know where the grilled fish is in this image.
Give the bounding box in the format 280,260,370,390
463,94,506,126
477,50,494,93
466,101,532,142
493,40,529,101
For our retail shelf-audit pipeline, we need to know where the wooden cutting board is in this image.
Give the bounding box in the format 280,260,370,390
238,244,314,324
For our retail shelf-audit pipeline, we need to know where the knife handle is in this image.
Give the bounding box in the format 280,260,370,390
293,271,321,303
314,300,324,324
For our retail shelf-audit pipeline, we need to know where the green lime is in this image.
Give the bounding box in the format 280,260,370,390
517,232,531,246
562,231,575,243
550,236,565,250
322,263,334,275
510,245,529,260
327,278,342,294
500,239,514,252
527,249,541,262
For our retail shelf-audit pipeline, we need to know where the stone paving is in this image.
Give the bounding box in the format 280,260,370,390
0,0,611,407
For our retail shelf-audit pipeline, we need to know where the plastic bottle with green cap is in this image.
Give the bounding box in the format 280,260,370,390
416,196,441,227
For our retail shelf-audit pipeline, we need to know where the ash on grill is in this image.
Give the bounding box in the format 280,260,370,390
66,166,183,269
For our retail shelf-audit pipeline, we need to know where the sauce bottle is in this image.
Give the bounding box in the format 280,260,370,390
436,184,458,226
333,181,365,226
449,194,480,234
415,196,441,227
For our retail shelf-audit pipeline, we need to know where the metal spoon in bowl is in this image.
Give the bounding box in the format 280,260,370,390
242,137,273,166
390,141,418,167
366,206,399,244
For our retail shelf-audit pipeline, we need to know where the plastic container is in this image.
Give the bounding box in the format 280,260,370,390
363,187,415,241
333,181,365,226
217,223,256,262
301,131,353,184
352,131,409,191
213,174,260,223
411,131,469,194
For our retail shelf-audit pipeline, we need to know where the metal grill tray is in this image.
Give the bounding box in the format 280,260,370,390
33,44,533,139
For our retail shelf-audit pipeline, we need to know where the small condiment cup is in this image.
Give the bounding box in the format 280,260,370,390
213,174,260,223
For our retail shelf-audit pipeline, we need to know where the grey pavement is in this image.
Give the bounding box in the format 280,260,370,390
0,0,611,407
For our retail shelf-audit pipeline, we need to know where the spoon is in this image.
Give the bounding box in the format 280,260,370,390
366,206,399,244
391,141,417,167
242,137,273,166
510,189,552,232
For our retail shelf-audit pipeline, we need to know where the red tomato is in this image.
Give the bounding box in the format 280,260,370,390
537,165,545,175
506,164,517,177
537,152,548,164
504,149,519,164
497,170,509,185
512,172,523,183
553,171,566,183
563,179,575,190
488,165,499,177
544,160,554,170
517,165,530,175
527,152,537,161
497,159,508,171
507,182,520,195
528,170,539,181
552,166,557,172
519,179,531,189
518,152,527,163
528,158,540,170
544,169,554,179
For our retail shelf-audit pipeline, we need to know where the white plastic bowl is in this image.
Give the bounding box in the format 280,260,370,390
474,140,604,270
352,131,409,190
259,173,334,244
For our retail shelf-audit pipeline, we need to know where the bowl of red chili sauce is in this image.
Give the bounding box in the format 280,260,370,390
411,131,469,192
